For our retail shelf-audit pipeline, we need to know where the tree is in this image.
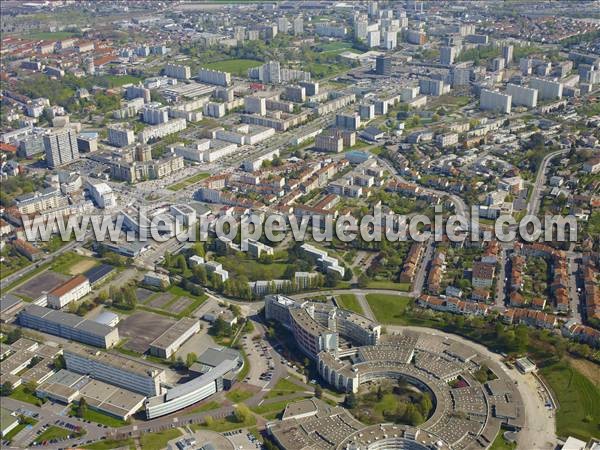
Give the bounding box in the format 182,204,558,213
233,403,251,423
376,385,384,401
345,392,357,409
6,328,22,344
314,385,323,399
1,381,13,396
204,415,215,427
357,273,370,288
53,355,66,370
186,352,197,368
77,397,88,418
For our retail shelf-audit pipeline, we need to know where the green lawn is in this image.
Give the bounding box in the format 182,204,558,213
489,430,517,450
365,294,413,325
226,389,254,403
24,31,77,40
337,294,364,315
3,419,37,443
10,386,43,406
216,256,290,281
139,429,182,450
202,59,262,77
264,377,307,399
51,251,97,275
540,361,600,440
33,426,74,444
167,172,210,191
251,396,311,419
184,400,221,415
69,406,127,427
366,280,411,291
193,414,256,432
83,438,135,450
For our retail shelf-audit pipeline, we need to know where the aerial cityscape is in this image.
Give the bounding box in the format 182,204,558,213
0,1,599,449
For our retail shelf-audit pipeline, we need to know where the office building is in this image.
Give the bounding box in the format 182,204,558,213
245,96,267,115
506,83,538,108
108,124,135,147
44,127,79,168
47,275,91,309
502,45,513,64
64,344,166,396
529,77,563,100
149,318,200,359
367,30,380,48
276,17,289,34
285,85,306,102
359,103,375,120
142,104,169,125
440,46,457,66
196,68,231,87
375,55,391,76
164,64,191,80
19,305,120,348
336,113,361,131
480,89,511,114
492,57,505,72
299,81,319,97
293,16,303,35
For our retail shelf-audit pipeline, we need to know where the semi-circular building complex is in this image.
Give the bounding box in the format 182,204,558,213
264,295,525,450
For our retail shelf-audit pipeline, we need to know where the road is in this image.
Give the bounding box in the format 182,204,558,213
526,149,568,216
0,238,84,291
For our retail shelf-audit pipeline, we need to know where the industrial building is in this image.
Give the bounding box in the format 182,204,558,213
149,318,200,359
18,305,120,348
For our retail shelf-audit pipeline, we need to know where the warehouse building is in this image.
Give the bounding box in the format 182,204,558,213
149,317,200,359
18,305,120,348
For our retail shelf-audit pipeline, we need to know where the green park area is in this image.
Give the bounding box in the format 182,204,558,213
264,377,307,400
540,361,600,440
83,438,135,450
336,294,363,315
365,294,413,325
167,172,210,191
69,405,127,427
24,31,77,40
202,59,262,76
139,429,182,450
226,388,254,403
348,380,433,427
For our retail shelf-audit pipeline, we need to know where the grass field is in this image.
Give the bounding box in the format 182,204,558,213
251,397,310,419
226,388,254,403
69,406,127,427
193,413,256,432
183,400,221,415
316,42,362,55
33,426,73,444
366,280,411,291
51,251,98,275
139,429,182,450
540,361,600,440
83,438,135,450
10,386,43,406
202,59,262,76
167,172,210,191
264,377,307,400
337,294,364,315
489,430,517,450
24,31,77,40
216,256,290,281
3,419,37,443
365,294,412,325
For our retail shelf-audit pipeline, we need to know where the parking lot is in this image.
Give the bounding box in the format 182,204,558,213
118,311,175,353
241,323,277,388
14,270,68,300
